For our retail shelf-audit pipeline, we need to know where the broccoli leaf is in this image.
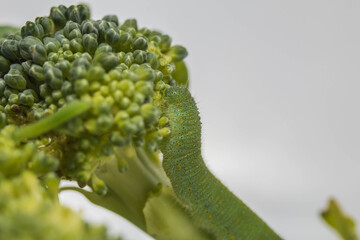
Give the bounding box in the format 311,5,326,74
321,198,359,240
0,26,19,38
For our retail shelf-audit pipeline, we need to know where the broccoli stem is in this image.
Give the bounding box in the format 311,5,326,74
13,101,91,141
62,145,214,238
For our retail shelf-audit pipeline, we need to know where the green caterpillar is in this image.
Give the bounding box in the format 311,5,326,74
160,87,282,240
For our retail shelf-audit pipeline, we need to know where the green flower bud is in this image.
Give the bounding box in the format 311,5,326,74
90,174,107,196
118,119,137,135
82,33,98,55
160,34,172,51
4,67,27,90
43,60,56,69
110,131,130,148
54,30,66,42
70,65,87,81
123,52,134,67
103,15,119,26
108,69,122,80
72,56,91,69
135,80,153,96
86,65,105,82
132,92,145,105
118,32,132,52
141,103,160,124
45,66,63,89
139,27,152,37
50,6,67,28
66,4,90,24
51,90,62,101
132,36,148,51
35,17,55,37
129,64,139,71
116,155,129,173
105,27,121,50
101,143,114,156
132,115,145,131
159,116,169,127
162,63,176,76
8,93,19,104
19,89,38,106
73,52,82,60
155,80,166,91
116,63,128,72
94,43,112,55
155,70,164,81
97,101,111,114
77,4,91,22
39,83,50,97
133,50,147,64
55,59,71,78
167,45,188,62
118,97,130,109
60,38,70,51
77,171,91,186
0,55,10,76
93,52,120,72
70,38,84,52
136,64,155,81
115,110,129,122
21,21,44,39
133,136,145,147
117,51,126,63
69,29,82,40
81,20,99,35
20,60,32,74
1,38,21,62
29,43,47,65
122,69,139,82
28,64,44,83
61,81,72,96
150,35,161,45
120,19,138,31
63,21,81,39
96,20,113,43
30,151,59,175
19,36,41,59
74,78,89,95
126,102,140,116
146,52,158,69
112,90,123,103
63,50,74,61
65,118,84,135
159,127,171,137
118,79,135,97
47,52,59,62
96,113,114,132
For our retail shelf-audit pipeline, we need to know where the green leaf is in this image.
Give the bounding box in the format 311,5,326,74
321,198,359,240
0,26,19,38
172,60,189,88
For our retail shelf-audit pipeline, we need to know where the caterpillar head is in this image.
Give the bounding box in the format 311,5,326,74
164,87,191,104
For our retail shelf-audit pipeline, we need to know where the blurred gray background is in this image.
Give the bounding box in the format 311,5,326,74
2,0,360,239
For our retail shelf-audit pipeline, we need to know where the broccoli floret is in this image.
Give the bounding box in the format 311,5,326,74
0,3,200,239
0,3,186,191
0,171,121,240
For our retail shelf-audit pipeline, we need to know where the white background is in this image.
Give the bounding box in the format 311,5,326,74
2,1,360,239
